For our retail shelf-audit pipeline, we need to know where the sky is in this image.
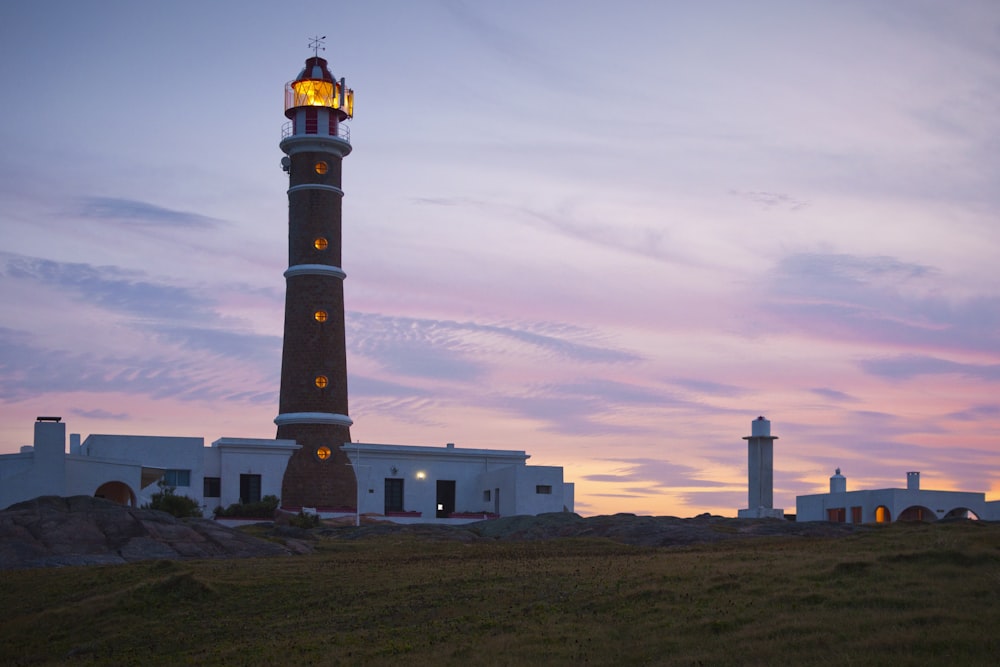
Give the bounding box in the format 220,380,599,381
1,1,998,517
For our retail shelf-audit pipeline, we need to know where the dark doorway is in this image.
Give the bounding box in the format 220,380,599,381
384,478,404,513
436,480,456,518
494,487,500,516
239,474,261,504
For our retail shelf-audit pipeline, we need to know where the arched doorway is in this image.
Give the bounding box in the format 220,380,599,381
94,481,136,507
943,507,980,520
875,505,891,523
898,505,936,522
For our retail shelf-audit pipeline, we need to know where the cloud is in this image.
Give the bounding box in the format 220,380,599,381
945,404,1000,422
778,252,935,288
152,326,281,366
76,196,222,228
583,457,730,491
671,378,747,398
808,387,857,403
348,311,641,381
70,408,129,421
1,253,278,367
440,1,584,89
2,254,213,321
411,195,706,269
0,327,275,405
487,378,705,437
858,354,1000,382
764,252,1000,352
729,189,808,211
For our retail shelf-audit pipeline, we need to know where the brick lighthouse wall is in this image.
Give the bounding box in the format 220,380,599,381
277,144,356,509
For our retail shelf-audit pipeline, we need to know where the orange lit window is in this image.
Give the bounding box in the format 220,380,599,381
314,237,328,250
314,310,328,322
315,375,328,389
314,161,329,175
316,446,331,461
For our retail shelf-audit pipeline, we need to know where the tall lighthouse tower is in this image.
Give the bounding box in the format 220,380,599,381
276,42,357,509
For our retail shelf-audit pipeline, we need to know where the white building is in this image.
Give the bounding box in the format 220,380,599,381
0,416,298,515
1,417,575,524
796,469,1000,523
338,442,574,523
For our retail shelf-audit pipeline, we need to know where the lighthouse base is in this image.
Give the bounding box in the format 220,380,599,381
738,507,786,519
278,422,356,509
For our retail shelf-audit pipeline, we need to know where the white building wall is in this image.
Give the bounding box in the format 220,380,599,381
797,476,995,523
213,438,299,511
0,453,45,509
481,466,519,517
343,443,573,521
81,434,205,506
511,465,570,515
65,456,143,499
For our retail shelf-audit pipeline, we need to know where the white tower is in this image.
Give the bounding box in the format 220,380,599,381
737,416,785,519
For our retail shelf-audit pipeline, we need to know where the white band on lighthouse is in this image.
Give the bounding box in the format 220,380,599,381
288,183,344,196
274,412,354,427
284,264,347,279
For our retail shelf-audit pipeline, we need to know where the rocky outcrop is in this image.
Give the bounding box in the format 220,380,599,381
324,511,863,546
0,496,293,569
0,498,866,570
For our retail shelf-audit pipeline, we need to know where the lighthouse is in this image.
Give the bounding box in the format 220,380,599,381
737,416,785,519
275,43,357,509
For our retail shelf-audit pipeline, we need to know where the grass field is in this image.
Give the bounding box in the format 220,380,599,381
1,520,998,665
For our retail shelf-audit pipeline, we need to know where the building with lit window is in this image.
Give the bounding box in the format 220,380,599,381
796,469,1000,523
336,442,573,522
0,416,574,523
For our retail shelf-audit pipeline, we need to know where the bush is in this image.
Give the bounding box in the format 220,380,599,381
214,495,280,518
143,482,203,518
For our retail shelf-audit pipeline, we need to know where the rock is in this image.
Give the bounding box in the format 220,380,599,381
316,511,863,547
0,496,297,570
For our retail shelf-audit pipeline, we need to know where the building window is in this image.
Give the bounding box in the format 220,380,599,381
203,477,221,498
163,469,191,487
240,474,262,504
483,490,491,502
827,508,846,523
314,310,328,322
314,161,329,175
536,485,552,495
314,237,328,250
315,375,328,388
316,446,331,461
384,478,404,513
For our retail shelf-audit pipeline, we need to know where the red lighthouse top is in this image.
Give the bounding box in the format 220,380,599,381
284,55,354,120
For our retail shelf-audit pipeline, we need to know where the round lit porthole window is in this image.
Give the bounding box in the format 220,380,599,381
314,310,328,322
316,446,331,461
314,237,328,250
314,375,329,389
314,161,329,175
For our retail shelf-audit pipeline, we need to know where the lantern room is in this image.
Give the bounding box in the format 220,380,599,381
283,56,354,142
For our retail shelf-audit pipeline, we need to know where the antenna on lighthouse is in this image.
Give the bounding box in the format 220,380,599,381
309,35,327,57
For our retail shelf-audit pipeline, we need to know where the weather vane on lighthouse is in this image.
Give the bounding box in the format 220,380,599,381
309,35,326,57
